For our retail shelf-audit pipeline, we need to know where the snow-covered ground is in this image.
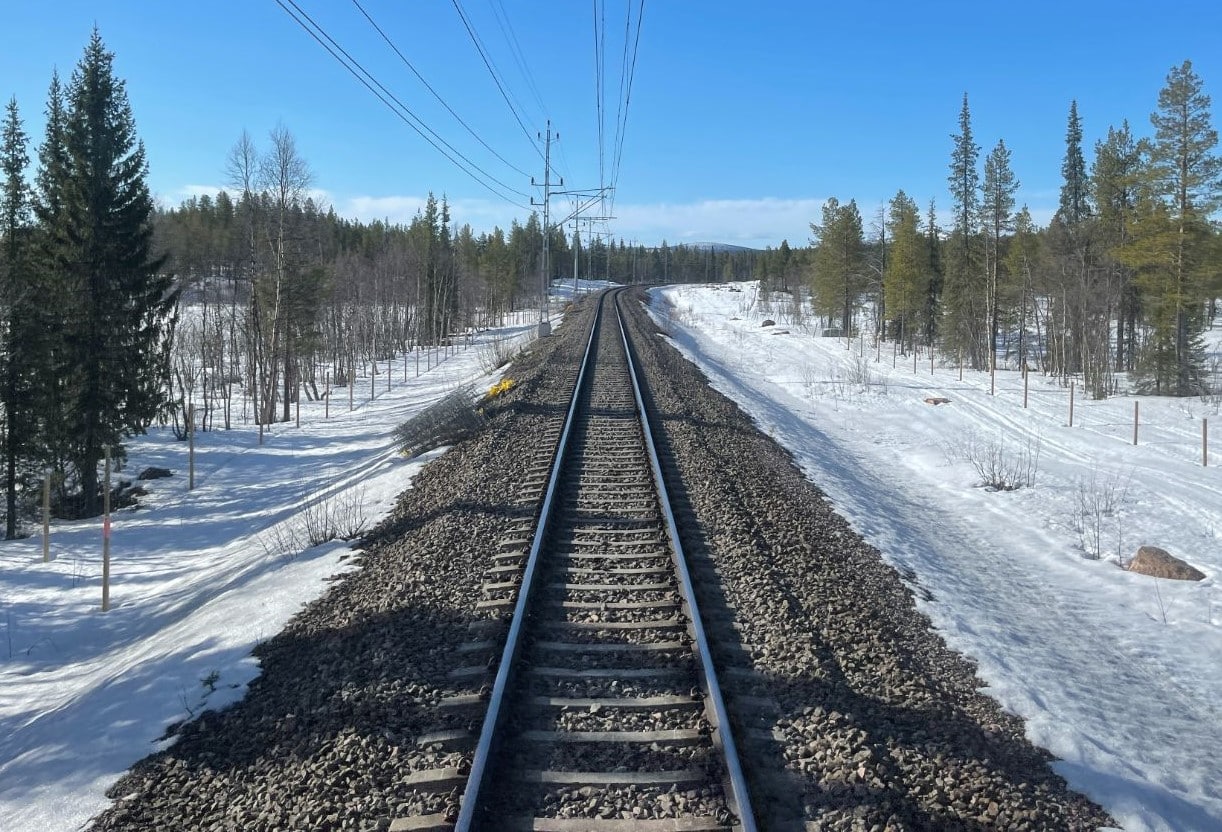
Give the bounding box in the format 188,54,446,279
3,275,1215,832
651,281,1222,832
0,301,566,831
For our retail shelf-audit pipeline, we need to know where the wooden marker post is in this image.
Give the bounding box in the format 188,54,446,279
325,371,330,419
102,447,111,612
1023,368,1029,408
295,389,300,428
42,468,51,562
370,360,375,401
254,384,263,446
1133,401,1139,446
958,349,963,381
1069,381,1075,427
913,347,917,374
349,360,354,411
387,356,392,392
188,403,195,490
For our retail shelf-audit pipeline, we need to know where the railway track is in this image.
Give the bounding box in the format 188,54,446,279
401,291,756,831
85,289,1118,832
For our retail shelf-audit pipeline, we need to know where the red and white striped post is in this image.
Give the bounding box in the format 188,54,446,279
102,446,111,612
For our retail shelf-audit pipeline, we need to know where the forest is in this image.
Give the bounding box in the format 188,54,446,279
0,32,1219,534
796,61,1222,405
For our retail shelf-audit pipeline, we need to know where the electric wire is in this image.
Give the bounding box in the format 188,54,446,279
274,0,531,207
608,0,632,207
593,0,606,198
609,0,644,204
483,0,568,185
488,0,549,121
351,0,532,178
450,0,543,158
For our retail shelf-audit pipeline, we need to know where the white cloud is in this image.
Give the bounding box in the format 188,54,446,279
611,197,831,249
339,195,515,230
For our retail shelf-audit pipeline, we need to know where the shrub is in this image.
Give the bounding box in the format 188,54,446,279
946,431,1042,491
394,385,485,458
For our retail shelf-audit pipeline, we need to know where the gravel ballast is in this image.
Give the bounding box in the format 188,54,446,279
86,290,1114,831
618,287,1113,831
87,305,598,832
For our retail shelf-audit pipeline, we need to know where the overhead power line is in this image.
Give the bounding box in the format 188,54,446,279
487,0,549,121
593,0,606,195
450,0,544,159
351,0,532,178
609,0,645,204
273,0,531,207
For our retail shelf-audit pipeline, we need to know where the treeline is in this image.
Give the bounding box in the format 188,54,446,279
0,32,764,530
154,166,760,443
785,60,1221,399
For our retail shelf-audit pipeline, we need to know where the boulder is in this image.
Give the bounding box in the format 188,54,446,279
1127,545,1205,581
138,466,173,480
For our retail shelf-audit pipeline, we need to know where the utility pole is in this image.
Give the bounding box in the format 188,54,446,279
572,222,581,297
531,121,560,337
550,185,614,293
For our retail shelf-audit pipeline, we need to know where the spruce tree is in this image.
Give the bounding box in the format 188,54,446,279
923,199,943,345
41,30,176,516
945,93,984,367
1,98,36,537
31,72,75,498
981,138,1019,375
1092,121,1142,371
1003,206,1041,370
1059,101,1091,224
1046,101,1100,382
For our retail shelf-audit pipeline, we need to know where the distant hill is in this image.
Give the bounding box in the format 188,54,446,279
673,242,761,253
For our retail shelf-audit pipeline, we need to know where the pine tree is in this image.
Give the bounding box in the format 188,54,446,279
945,93,985,367
1122,192,1184,393
809,197,865,334
1144,59,1220,395
40,30,177,516
882,190,925,350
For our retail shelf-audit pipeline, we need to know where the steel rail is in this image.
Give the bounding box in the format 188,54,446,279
453,298,603,832
614,291,760,831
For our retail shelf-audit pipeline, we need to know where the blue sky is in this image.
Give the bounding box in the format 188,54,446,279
2,1,1220,249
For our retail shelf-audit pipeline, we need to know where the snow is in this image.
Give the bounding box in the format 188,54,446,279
649,281,1222,832
2,275,1217,832
0,313,548,832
